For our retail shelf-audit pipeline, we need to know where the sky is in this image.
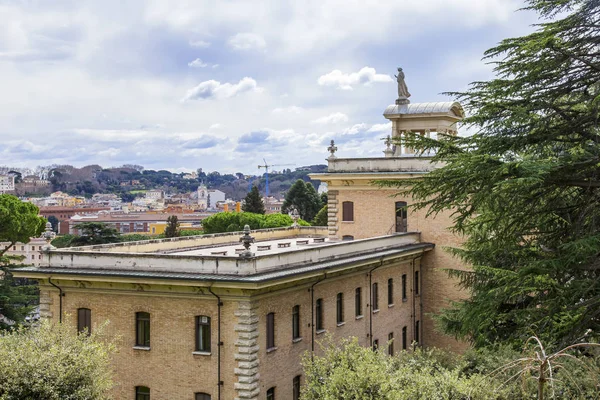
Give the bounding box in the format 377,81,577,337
0,0,539,174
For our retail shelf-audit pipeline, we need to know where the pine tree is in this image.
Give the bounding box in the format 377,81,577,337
242,186,265,214
282,179,323,222
379,0,600,348
164,215,180,238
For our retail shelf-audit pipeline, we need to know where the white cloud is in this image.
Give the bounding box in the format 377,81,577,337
311,112,348,125
367,122,392,133
182,77,263,101
272,106,304,114
228,32,266,51
318,67,393,90
188,58,208,68
209,123,222,130
189,40,211,48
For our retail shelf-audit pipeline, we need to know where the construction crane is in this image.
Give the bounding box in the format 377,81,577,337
258,159,295,197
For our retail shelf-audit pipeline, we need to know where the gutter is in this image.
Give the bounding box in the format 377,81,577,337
208,287,224,400
47,277,64,323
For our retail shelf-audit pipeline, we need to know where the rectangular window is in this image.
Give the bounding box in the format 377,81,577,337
414,271,420,295
195,316,211,352
195,393,211,400
267,387,275,400
415,320,420,344
373,339,379,351
292,305,301,340
355,288,362,317
402,274,407,301
402,326,407,350
388,332,394,355
372,283,379,311
315,299,324,331
136,386,150,400
135,312,150,347
387,278,394,305
342,201,354,222
336,293,344,324
293,376,301,400
77,308,91,335
267,312,275,349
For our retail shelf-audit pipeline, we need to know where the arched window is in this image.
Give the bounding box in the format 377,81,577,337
77,308,91,335
135,386,150,400
342,201,354,222
195,393,211,400
195,316,211,352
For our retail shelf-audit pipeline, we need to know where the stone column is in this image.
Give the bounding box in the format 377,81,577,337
327,190,339,240
39,288,54,319
234,301,260,400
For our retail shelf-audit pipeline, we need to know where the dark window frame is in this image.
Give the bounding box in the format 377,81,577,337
315,298,324,331
355,287,362,317
336,293,344,324
292,305,301,340
388,332,394,355
195,315,211,352
267,387,275,400
415,271,420,295
402,274,407,301
402,326,407,350
293,375,301,400
267,312,275,349
77,308,91,336
195,393,211,400
387,278,394,305
342,201,354,222
135,386,150,400
373,339,379,351
372,282,379,311
135,312,150,348
415,320,420,344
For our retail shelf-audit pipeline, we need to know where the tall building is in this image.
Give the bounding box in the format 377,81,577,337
15,71,467,399
0,174,16,194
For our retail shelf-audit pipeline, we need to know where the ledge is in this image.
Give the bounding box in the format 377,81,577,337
192,351,212,356
133,346,151,351
388,304,394,308
336,322,346,327
266,346,278,353
292,337,303,344
316,329,327,335
373,309,380,314
355,315,364,320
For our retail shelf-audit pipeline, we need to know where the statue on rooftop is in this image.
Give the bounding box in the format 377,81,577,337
394,67,411,101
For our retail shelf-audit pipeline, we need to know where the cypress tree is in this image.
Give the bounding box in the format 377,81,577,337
242,186,266,214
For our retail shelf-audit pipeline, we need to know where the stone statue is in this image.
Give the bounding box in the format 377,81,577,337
394,67,411,100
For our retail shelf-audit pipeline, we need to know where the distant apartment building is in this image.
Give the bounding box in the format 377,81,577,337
0,174,15,194
68,212,205,235
1,237,47,266
39,206,111,235
264,197,284,214
145,190,165,200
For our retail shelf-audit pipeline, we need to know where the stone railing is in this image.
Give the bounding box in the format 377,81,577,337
326,156,443,173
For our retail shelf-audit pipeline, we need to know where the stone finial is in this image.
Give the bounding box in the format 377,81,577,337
41,221,56,252
383,135,394,158
239,225,255,257
289,208,300,227
327,140,338,160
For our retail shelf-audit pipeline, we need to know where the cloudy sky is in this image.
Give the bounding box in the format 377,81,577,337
0,0,538,174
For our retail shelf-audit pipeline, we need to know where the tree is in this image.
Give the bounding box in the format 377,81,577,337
164,215,180,238
70,222,121,246
312,205,328,226
242,186,265,214
378,0,600,348
282,180,323,222
47,216,59,233
0,320,115,399
201,212,309,234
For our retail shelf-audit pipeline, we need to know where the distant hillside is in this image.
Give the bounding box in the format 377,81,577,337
19,164,328,201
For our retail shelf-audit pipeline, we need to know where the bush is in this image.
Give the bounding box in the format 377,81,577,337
202,212,309,234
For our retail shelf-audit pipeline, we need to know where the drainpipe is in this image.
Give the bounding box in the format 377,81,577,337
48,277,64,323
310,274,327,355
368,257,385,348
412,259,417,350
208,287,223,400
418,258,424,347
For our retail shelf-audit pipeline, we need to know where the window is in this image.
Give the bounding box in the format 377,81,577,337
315,299,324,331
267,387,275,400
77,308,91,335
402,274,407,301
292,305,301,340
293,376,301,400
31,254,35,259
20,246,24,251
388,332,394,355
373,339,379,351
195,316,211,352
402,326,407,350
395,201,407,233
342,235,354,240
414,271,420,295
342,201,354,222
415,320,420,344
267,312,275,349
355,288,362,317
387,278,394,305
336,293,344,324
135,386,150,400
372,283,379,311
195,393,211,400
135,312,150,347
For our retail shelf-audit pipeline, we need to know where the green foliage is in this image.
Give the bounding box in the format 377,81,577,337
202,212,308,234
0,269,38,331
242,186,265,214
46,216,59,233
164,215,180,238
50,234,76,248
120,234,152,242
0,320,115,399
282,180,323,222
179,229,204,237
377,0,600,349
70,223,121,247
0,195,46,256
302,336,600,400
312,205,328,226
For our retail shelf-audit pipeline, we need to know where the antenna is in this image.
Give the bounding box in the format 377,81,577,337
257,159,295,197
